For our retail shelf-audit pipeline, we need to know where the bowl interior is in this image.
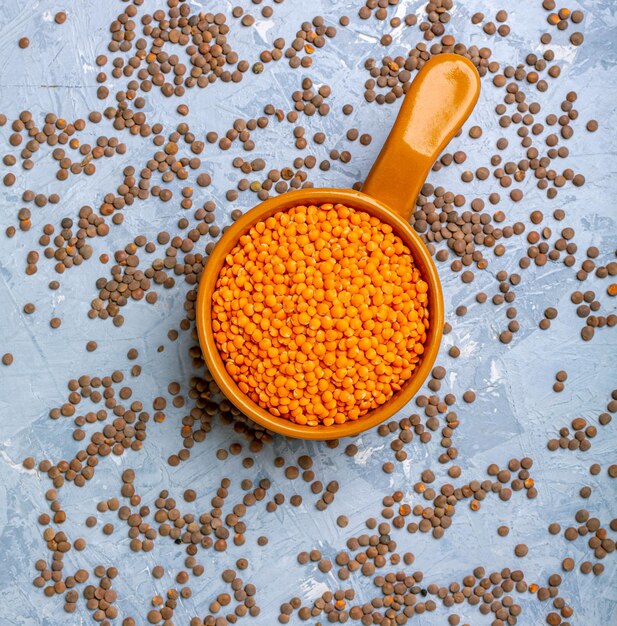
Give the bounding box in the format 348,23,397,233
196,188,444,440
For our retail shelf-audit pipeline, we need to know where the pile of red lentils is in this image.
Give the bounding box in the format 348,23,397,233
212,203,430,426
1,0,615,624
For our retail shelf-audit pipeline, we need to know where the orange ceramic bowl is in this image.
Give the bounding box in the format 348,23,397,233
196,54,480,439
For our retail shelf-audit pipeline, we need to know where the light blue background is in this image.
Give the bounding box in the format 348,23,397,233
0,0,616,624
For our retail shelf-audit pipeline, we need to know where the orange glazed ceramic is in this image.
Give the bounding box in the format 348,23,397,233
197,54,481,439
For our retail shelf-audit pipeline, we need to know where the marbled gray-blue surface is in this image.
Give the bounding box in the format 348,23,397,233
0,0,616,624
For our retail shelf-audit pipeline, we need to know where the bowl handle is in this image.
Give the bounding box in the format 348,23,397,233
362,54,480,222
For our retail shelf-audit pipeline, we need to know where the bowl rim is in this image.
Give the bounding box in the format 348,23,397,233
196,187,444,440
